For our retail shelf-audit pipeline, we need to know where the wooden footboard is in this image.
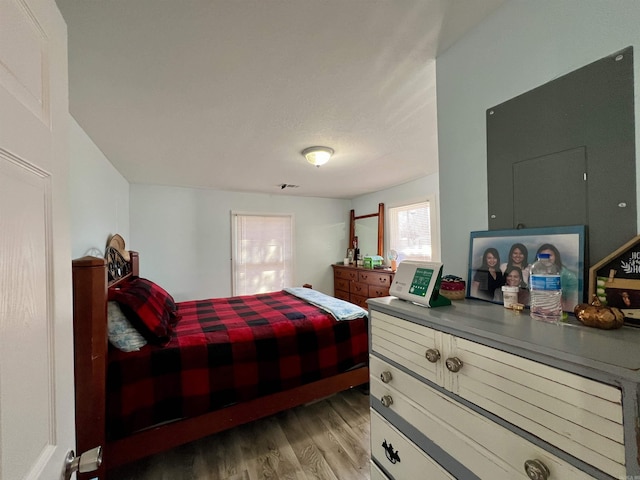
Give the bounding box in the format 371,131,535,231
72,252,368,478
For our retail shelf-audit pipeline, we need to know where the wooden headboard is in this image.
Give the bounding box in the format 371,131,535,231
71,251,138,480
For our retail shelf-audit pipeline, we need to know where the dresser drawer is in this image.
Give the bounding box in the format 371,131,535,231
358,270,393,287
370,356,598,479
334,267,358,281
370,461,389,480
371,409,455,480
334,289,350,302
371,311,442,385
351,281,369,296
351,294,368,309
369,285,390,298
335,278,350,292
371,311,626,478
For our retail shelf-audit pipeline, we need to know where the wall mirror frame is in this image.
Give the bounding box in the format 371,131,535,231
350,203,384,258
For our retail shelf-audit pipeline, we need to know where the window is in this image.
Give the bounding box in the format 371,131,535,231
388,199,439,263
232,213,293,295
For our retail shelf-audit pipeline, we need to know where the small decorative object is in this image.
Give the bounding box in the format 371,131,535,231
346,248,355,264
388,249,398,272
501,285,519,309
439,275,466,301
574,295,624,330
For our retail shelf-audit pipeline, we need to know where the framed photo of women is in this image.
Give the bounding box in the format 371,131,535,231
467,225,586,312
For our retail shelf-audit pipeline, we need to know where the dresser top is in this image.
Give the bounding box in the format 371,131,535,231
368,297,640,381
332,263,394,273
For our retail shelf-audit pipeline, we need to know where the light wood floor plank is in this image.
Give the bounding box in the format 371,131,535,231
306,401,370,475
110,389,370,480
278,408,338,480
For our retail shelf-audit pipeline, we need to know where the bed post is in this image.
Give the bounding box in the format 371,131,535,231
72,256,108,480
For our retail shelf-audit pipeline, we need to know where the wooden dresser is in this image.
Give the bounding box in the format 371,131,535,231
368,297,640,479
332,264,394,309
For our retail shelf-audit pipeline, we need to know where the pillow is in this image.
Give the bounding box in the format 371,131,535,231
109,277,174,344
107,301,147,352
130,277,180,325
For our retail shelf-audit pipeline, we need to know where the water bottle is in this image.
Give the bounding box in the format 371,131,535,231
529,253,562,322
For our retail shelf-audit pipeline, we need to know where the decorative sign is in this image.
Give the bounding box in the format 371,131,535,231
589,235,640,326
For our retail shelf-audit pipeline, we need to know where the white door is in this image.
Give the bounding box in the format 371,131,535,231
0,0,76,479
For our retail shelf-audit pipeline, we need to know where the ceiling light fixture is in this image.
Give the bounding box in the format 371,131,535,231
302,146,334,167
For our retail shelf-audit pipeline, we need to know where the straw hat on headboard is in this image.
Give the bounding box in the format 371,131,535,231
107,234,130,262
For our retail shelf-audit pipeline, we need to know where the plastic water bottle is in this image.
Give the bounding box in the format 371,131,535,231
529,253,562,322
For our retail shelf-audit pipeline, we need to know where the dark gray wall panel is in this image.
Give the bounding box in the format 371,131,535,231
487,46,636,266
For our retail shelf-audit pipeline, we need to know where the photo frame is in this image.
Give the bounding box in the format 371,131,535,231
346,248,355,264
467,226,586,312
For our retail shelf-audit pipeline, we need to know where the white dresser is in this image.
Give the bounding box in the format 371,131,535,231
367,297,640,479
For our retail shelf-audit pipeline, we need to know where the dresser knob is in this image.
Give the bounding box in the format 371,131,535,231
380,371,393,383
524,459,550,480
380,395,393,407
425,348,441,363
445,357,463,372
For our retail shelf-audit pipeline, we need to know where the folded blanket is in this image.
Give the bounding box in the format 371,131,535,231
284,287,367,321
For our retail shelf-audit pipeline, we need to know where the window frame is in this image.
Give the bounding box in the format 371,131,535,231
388,195,440,263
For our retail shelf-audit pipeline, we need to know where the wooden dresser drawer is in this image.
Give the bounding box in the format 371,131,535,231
351,281,369,296
371,410,454,480
351,294,368,309
334,267,358,281
358,270,393,287
334,278,350,292
369,285,390,298
370,356,598,479
334,289,350,302
371,312,625,478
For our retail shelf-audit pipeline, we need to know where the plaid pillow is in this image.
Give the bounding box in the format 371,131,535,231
110,278,174,344
133,277,180,326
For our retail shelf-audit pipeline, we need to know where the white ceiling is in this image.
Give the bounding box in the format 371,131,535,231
56,0,504,199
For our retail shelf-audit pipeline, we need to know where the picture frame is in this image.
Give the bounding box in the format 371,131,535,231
589,234,640,326
346,248,355,264
467,226,586,312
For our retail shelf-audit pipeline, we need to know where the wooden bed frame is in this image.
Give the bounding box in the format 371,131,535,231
72,252,369,479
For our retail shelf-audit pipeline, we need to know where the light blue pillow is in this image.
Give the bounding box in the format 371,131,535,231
107,301,147,352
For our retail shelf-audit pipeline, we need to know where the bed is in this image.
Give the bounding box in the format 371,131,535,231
72,248,369,479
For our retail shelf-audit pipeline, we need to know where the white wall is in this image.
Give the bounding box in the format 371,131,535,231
68,117,129,259
352,174,440,262
437,0,640,280
130,184,350,301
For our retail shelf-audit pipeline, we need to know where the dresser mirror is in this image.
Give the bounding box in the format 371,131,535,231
350,203,384,258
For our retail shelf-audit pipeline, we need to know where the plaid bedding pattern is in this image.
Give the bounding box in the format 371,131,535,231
106,290,368,439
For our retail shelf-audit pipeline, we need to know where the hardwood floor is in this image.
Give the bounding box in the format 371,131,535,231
110,388,371,480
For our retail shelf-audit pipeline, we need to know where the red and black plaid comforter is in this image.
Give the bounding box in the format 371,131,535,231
106,290,368,439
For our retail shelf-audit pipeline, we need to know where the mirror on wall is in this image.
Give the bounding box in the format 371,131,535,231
350,203,384,258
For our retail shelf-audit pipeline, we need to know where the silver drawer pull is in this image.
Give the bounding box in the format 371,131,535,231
380,371,393,383
445,357,463,372
524,459,550,480
381,395,393,407
425,348,441,363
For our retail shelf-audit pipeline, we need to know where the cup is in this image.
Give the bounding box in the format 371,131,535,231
502,286,519,309
343,258,350,265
